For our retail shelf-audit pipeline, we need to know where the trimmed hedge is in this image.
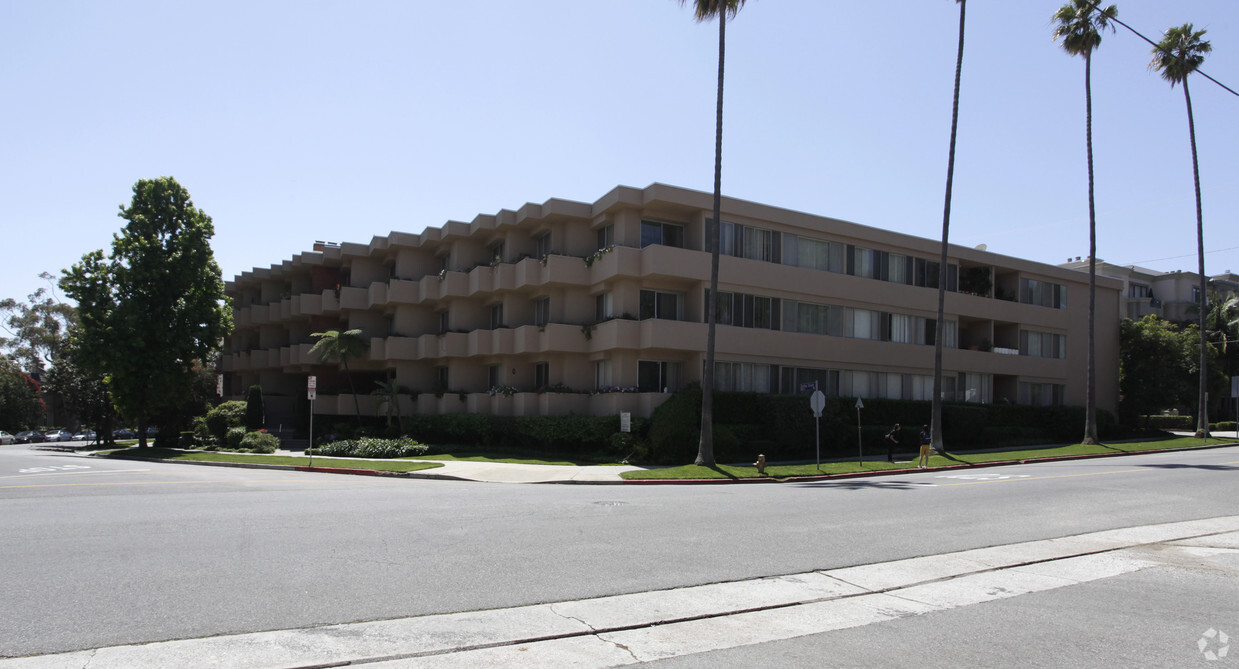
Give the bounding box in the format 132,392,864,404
647,390,1120,464
399,412,648,457
313,437,433,459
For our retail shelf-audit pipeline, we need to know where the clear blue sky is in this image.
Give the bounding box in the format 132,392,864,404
2,0,1235,307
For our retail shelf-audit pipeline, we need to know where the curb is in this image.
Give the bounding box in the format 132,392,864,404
620,440,1239,485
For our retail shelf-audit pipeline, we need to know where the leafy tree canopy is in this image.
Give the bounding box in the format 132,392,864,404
61,177,231,445
0,273,76,375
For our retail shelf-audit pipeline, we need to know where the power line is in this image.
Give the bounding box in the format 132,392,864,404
1080,0,1238,98
1127,245,1239,267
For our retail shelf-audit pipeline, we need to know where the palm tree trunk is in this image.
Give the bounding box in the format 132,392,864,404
696,8,726,467
1185,79,1209,437
1082,50,1099,445
932,0,966,454
344,359,362,429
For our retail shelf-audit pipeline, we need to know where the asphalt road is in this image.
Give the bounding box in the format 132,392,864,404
1,443,1237,659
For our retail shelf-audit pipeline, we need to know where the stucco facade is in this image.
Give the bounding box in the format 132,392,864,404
223,184,1121,426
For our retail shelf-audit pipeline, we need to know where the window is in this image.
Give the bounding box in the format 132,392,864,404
596,225,614,250
707,290,779,330
1193,286,1201,303
1019,330,1066,359
533,297,550,327
438,311,449,335
489,303,504,330
720,222,778,262
489,240,505,265
1130,284,1152,299
595,360,612,390
436,366,449,392
714,361,773,393
640,290,683,320
534,362,549,389
783,235,843,273
1020,278,1067,309
638,360,680,392
957,372,992,403
535,232,552,260
487,365,500,390
779,367,839,395
595,293,613,321
640,220,684,248
1018,382,1065,406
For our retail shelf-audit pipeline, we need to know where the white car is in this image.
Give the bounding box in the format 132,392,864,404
0,431,13,445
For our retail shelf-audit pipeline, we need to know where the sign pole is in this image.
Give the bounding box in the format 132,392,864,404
307,376,317,466
809,389,825,471
854,397,865,466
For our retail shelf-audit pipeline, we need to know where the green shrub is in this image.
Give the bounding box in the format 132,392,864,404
239,430,279,453
206,401,248,444
1143,415,1194,431
225,426,246,450
1210,421,1236,433
312,437,432,458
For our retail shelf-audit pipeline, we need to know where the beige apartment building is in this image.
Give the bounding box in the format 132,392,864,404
1059,258,1239,323
222,184,1121,427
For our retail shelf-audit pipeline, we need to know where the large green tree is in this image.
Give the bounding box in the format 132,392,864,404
40,336,116,443
309,328,368,427
1151,24,1213,438
930,0,967,454
1119,315,1192,427
679,0,748,467
0,274,76,375
1052,0,1117,445
0,356,43,430
61,177,231,447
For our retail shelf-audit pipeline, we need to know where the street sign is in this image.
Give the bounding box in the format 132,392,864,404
800,380,818,393
308,375,317,390
1231,376,1238,398
620,412,631,433
308,389,317,401
809,390,825,418
216,374,223,397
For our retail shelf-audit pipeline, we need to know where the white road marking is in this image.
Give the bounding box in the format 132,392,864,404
935,473,1031,481
1,468,151,480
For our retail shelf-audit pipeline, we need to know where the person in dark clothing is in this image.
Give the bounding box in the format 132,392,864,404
885,423,901,463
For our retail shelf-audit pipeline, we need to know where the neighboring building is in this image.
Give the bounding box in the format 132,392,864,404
1058,258,1238,323
223,184,1121,426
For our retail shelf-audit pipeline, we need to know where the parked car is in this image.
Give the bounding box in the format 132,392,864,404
15,431,47,444
72,430,97,442
0,431,14,445
44,429,74,442
112,428,136,440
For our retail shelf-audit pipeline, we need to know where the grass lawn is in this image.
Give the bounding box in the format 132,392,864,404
620,436,1236,481
105,447,445,473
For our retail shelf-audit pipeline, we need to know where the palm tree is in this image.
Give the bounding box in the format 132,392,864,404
372,374,405,433
1151,24,1212,438
1052,0,1117,445
930,0,967,455
678,0,748,467
309,328,368,427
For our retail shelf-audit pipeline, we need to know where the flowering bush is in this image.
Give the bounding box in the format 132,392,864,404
593,386,640,394
488,384,519,397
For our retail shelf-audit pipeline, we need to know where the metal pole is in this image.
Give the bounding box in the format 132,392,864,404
815,416,821,471
308,400,314,467
857,407,863,466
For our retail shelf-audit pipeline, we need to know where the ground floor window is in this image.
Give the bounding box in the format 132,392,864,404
1018,382,1064,406
534,362,549,389
714,361,774,393
638,360,681,393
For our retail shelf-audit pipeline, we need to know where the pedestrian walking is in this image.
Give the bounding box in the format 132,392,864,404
885,423,901,463
918,425,932,468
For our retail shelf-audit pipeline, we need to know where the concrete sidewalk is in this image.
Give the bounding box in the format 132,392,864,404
273,448,645,484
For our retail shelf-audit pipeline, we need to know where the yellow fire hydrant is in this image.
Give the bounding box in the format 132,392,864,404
753,453,767,475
